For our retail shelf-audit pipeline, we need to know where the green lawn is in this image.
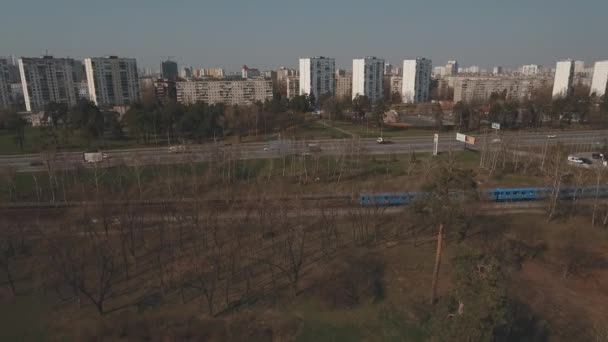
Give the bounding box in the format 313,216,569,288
0,127,149,155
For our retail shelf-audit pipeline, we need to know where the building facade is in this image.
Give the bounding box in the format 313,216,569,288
335,72,352,99
590,61,608,97
286,75,300,99
241,65,261,79
552,60,575,99
161,60,179,81
0,59,10,109
352,57,384,101
18,56,78,112
445,60,458,76
176,79,273,105
452,76,552,103
85,56,139,107
389,76,403,98
299,57,335,100
402,58,432,103
520,64,541,76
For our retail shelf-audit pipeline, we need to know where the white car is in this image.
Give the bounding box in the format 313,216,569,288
491,138,501,143
568,156,583,164
547,135,557,138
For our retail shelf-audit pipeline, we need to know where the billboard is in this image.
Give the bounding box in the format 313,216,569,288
491,122,501,130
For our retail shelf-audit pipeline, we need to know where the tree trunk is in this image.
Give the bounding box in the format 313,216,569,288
430,223,444,305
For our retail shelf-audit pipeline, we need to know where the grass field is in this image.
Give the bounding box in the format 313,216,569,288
0,127,149,155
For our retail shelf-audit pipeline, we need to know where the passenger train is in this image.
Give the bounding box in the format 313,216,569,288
360,186,608,206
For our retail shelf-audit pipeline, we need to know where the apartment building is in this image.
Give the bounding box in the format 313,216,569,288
286,75,300,99
402,58,432,103
590,61,608,97
0,59,10,109
453,76,552,103
241,65,261,79
445,60,458,76
352,57,384,101
18,56,78,112
552,60,575,99
161,60,179,81
176,79,273,105
335,71,352,99
388,76,402,98
299,57,335,100
84,56,139,107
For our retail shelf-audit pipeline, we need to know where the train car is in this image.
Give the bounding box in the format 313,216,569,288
485,187,552,202
360,192,418,206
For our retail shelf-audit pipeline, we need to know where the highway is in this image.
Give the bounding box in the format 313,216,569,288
0,129,606,173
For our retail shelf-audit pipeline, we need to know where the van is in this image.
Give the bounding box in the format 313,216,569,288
567,156,583,164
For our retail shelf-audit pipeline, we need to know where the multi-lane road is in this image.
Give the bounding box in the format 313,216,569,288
0,130,606,173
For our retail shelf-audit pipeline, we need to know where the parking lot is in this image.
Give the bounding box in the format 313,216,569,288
568,152,608,169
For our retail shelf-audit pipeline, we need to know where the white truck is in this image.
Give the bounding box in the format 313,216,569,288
83,152,103,163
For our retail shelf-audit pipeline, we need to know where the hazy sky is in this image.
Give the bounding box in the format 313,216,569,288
1,0,606,72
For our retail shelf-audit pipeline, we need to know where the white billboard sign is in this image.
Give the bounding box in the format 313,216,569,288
491,122,501,130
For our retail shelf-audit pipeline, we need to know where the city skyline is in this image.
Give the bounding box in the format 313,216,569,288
1,0,607,72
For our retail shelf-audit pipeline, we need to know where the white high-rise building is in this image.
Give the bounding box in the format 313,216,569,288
0,59,10,109
402,58,432,103
552,60,575,99
299,57,335,101
18,56,77,112
84,56,139,107
521,64,541,76
352,57,384,101
590,61,608,97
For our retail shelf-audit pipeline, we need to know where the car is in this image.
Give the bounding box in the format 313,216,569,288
547,135,557,138
568,156,583,164
102,152,111,159
263,147,270,151
491,138,501,143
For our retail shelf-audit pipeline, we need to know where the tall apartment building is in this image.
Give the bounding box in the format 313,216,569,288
493,66,504,75
574,61,585,73
335,71,352,99
552,60,575,99
176,79,273,105
402,58,432,103
286,75,300,99
18,56,77,112
299,57,335,100
84,56,139,107
384,64,393,76
241,65,261,79
277,67,298,96
161,60,179,81
590,61,608,97
445,60,458,76
352,57,384,101
0,59,11,109
521,64,541,76
389,76,403,98
452,76,552,103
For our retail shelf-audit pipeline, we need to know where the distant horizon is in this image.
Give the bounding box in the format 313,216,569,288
1,0,606,73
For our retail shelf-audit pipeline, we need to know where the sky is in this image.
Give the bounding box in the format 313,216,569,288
1,0,607,72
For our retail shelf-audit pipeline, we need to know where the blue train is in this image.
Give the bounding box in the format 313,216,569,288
360,186,608,206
